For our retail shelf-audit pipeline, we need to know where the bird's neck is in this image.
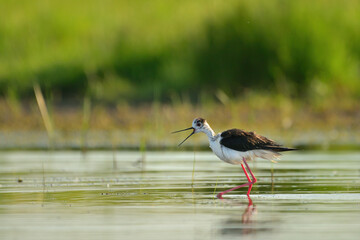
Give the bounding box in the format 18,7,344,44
203,127,216,141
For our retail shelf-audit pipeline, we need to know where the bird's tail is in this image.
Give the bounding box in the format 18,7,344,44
248,147,297,163
264,146,297,152
251,150,281,163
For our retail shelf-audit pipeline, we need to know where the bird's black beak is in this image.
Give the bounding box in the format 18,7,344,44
172,127,195,147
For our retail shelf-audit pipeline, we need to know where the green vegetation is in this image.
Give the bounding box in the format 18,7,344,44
0,1,359,150
1,0,359,103
0,94,358,150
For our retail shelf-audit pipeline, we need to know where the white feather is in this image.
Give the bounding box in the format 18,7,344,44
195,121,282,165
208,134,280,165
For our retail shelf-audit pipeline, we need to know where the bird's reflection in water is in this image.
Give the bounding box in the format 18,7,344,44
217,196,270,236
241,197,256,229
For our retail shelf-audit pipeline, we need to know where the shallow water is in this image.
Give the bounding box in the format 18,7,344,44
0,151,359,240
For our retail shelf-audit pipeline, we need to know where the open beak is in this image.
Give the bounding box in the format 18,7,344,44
171,127,195,147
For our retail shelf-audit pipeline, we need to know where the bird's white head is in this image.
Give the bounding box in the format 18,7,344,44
172,117,214,146
192,117,210,133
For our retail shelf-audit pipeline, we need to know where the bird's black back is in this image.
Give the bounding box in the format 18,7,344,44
220,129,296,152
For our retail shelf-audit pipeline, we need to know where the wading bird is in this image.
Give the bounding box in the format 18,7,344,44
172,118,296,198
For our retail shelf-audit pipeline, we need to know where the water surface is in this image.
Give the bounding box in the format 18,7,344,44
0,151,359,240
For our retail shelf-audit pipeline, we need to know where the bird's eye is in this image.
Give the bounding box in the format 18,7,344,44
196,123,201,127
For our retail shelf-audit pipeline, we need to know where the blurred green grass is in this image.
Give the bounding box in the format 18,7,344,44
0,93,358,150
0,0,238,101
1,0,359,103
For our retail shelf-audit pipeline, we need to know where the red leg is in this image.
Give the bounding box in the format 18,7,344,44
241,163,252,182
217,181,253,199
243,158,257,196
247,195,253,206
217,163,254,198
243,158,257,184
217,158,257,199
247,183,254,196
241,162,256,196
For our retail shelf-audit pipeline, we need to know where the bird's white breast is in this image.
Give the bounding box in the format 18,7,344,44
209,134,280,165
209,136,225,160
209,135,245,165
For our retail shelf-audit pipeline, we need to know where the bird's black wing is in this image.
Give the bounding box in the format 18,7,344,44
220,129,288,152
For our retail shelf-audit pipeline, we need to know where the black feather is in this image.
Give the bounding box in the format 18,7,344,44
220,129,296,152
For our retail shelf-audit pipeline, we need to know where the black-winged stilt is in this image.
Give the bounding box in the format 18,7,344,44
172,117,296,198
